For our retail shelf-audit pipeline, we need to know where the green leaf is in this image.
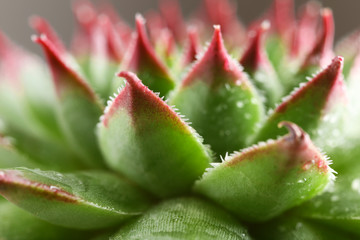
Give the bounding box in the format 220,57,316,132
34,35,106,168
253,56,346,151
111,197,251,240
294,168,360,236
98,71,212,198
0,140,39,169
240,21,283,108
120,14,175,96
2,125,85,171
0,168,153,229
83,15,125,100
0,201,92,240
194,122,334,222
170,26,264,157
250,216,356,240
0,32,61,141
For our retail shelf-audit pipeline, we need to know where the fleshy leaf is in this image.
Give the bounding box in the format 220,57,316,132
200,0,246,47
34,35,105,168
71,2,127,100
0,32,61,141
159,0,186,43
194,122,334,222
294,168,360,236
301,8,334,71
0,139,40,169
0,201,92,240
0,168,153,229
250,216,356,239
2,125,86,171
240,21,283,108
270,0,295,41
30,16,67,54
170,26,264,156
253,56,346,150
121,14,175,96
111,198,251,240
290,1,321,60
98,71,212,198
87,15,125,99
181,26,201,67
284,7,335,94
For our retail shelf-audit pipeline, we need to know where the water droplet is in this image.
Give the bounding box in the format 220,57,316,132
236,101,244,108
295,222,303,230
351,178,360,194
331,195,339,202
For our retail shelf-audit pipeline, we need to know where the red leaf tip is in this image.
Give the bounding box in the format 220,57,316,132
182,24,248,88
33,33,97,101
73,0,97,26
182,26,201,66
302,7,334,68
240,20,270,72
278,121,306,143
118,71,141,87
30,16,67,54
135,13,146,31
276,56,345,114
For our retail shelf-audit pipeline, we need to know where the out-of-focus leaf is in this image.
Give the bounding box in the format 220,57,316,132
34,35,105,168
0,201,92,240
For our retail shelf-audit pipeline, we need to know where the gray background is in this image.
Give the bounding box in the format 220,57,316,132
0,0,359,55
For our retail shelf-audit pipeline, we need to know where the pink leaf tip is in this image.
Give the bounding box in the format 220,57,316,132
29,16,67,54
33,34,96,100
240,20,270,73
182,25,248,88
301,8,334,69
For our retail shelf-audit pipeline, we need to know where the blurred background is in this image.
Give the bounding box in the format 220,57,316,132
0,0,359,54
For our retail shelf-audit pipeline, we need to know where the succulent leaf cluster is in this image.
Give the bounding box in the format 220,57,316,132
0,0,360,239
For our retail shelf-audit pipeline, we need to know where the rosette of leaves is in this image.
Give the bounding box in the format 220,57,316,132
0,0,359,239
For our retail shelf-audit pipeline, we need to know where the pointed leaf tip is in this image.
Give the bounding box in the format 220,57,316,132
194,121,333,222
278,55,344,114
99,71,211,197
171,26,264,156
33,34,97,101
291,1,321,57
278,121,306,142
272,0,295,37
302,7,334,69
182,26,201,66
72,0,97,30
182,25,248,88
29,16,66,54
102,71,173,128
159,0,186,42
254,56,346,146
240,20,270,72
121,14,174,95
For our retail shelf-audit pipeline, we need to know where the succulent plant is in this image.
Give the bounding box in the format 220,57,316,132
1,0,360,239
